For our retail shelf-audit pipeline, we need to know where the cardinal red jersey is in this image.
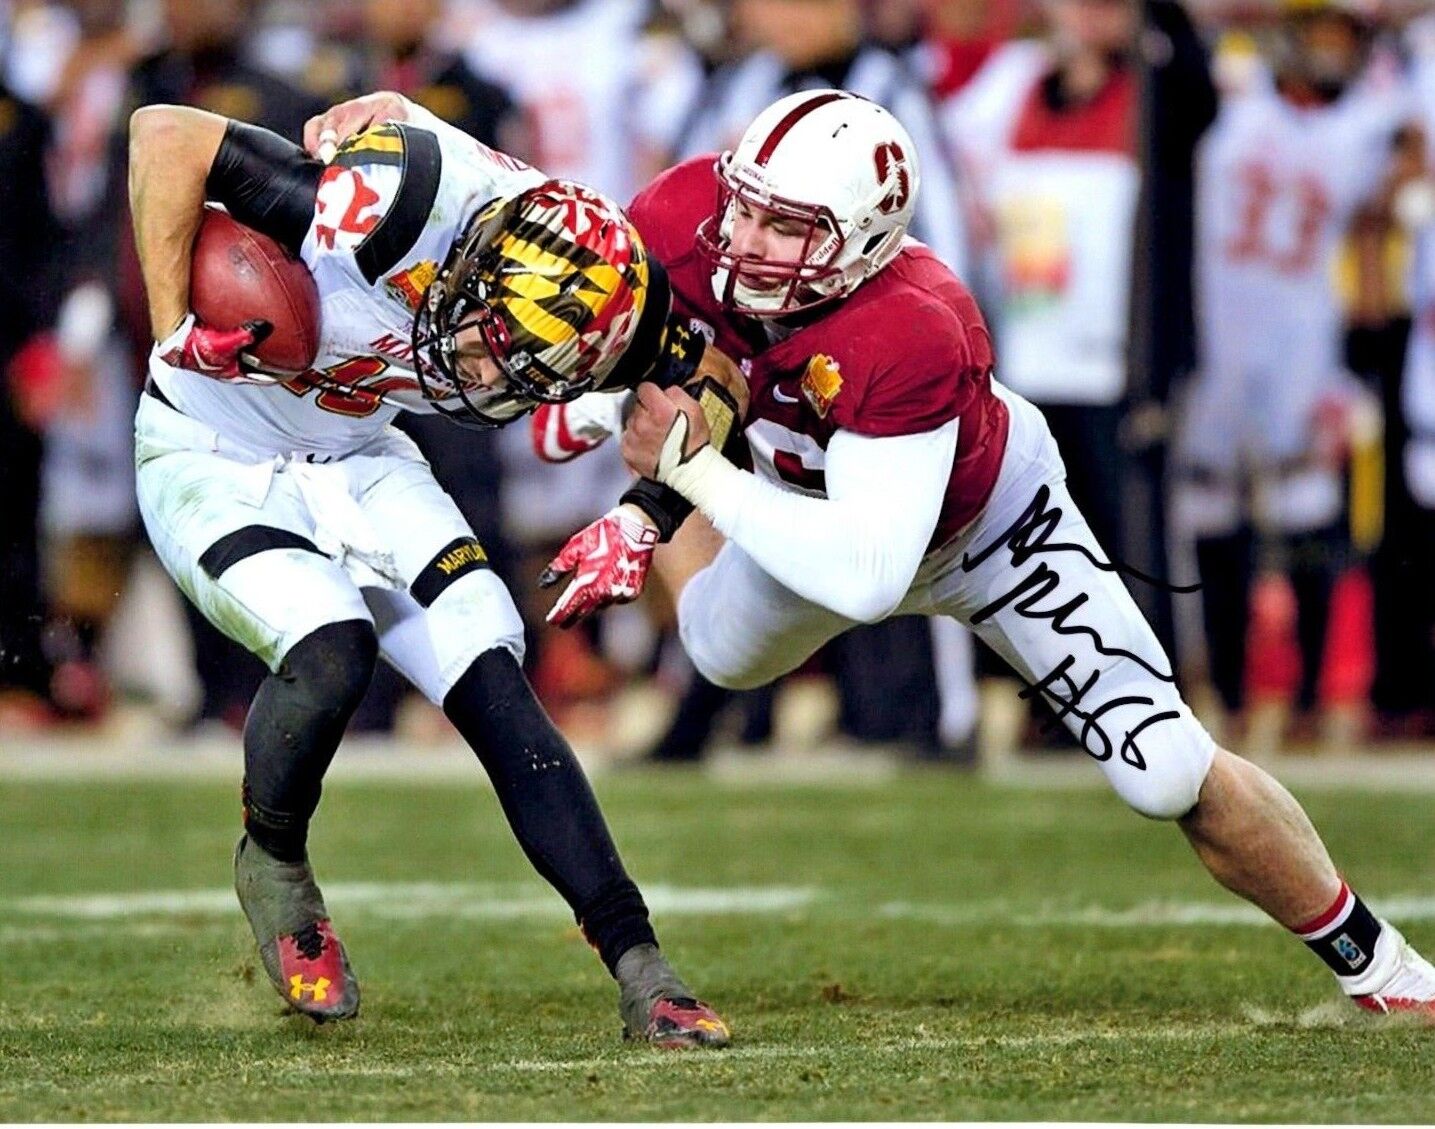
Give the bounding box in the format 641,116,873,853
630,156,1008,550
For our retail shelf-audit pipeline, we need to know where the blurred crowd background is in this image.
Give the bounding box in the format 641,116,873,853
4,0,1435,766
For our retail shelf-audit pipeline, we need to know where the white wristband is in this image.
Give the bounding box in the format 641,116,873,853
653,412,731,506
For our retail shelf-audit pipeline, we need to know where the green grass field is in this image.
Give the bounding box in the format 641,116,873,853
1,765,1432,1121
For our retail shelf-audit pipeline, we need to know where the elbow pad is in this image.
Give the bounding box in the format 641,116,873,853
205,121,323,257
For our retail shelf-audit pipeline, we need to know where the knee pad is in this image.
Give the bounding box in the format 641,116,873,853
244,619,378,856
676,573,776,692
683,644,768,692
678,609,765,691
1103,718,1216,820
279,618,379,719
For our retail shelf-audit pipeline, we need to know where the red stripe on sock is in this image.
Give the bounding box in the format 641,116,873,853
1293,881,1352,937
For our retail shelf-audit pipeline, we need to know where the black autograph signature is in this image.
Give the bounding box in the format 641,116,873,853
960,485,1200,769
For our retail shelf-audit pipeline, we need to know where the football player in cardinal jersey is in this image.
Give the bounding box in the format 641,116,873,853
126,91,730,1044
536,88,1435,1017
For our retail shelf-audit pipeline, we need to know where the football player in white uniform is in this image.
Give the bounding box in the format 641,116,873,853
1178,0,1413,722
127,91,730,1044
533,89,1435,1017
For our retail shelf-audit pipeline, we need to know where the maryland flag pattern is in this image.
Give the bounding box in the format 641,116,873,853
478,181,650,390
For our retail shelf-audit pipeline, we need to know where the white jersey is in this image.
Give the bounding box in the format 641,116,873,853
1186,63,1411,470
147,108,546,459
1402,26,1435,506
459,0,650,202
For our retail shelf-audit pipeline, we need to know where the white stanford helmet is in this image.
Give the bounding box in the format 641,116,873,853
696,89,920,318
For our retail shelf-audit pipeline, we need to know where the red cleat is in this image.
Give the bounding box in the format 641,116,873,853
635,996,732,1049
270,919,360,1023
1346,925,1435,1019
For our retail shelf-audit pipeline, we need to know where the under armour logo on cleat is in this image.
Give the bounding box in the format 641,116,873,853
289,974,332,1002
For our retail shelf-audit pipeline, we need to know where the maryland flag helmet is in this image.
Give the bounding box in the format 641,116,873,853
412,179,653,428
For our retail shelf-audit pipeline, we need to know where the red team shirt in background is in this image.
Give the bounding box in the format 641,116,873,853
628,156,1010,551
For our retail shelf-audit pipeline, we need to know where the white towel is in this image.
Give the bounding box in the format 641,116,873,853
287,459,405,590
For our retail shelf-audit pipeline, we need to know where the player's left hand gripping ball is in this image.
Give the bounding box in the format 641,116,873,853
540,505,660,628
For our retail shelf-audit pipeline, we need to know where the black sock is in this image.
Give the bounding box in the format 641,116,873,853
444,647,658,975
241,783,311,863
578,879,663,975
1294,881,1384,979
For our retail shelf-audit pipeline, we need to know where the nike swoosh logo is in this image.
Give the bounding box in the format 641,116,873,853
772,384,800,404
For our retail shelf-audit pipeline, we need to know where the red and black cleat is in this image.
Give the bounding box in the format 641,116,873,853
268,919,360,1023
632,996,732,1049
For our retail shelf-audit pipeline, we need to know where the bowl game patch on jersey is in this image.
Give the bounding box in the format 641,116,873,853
385,261,439,310
801,355,843,419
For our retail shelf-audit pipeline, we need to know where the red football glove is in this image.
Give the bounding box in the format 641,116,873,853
539,505,659,628
156,313,275,383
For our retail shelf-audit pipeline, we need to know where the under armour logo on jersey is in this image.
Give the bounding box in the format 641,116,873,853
289,974,331,1002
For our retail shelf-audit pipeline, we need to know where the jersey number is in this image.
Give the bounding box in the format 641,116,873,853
283,356,417,417
314,168,381,252
1225,163,1330,275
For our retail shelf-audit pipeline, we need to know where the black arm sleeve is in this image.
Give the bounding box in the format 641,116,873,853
1148,0,1217,158
205,120,323,258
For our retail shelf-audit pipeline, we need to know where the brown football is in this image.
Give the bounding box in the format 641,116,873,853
189,205,321,373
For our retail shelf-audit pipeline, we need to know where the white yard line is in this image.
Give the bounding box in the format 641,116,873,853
0,920,231,944
877,895,1435,929
502,1022,1256,1073
8,879,1435,940
3,882,817,923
